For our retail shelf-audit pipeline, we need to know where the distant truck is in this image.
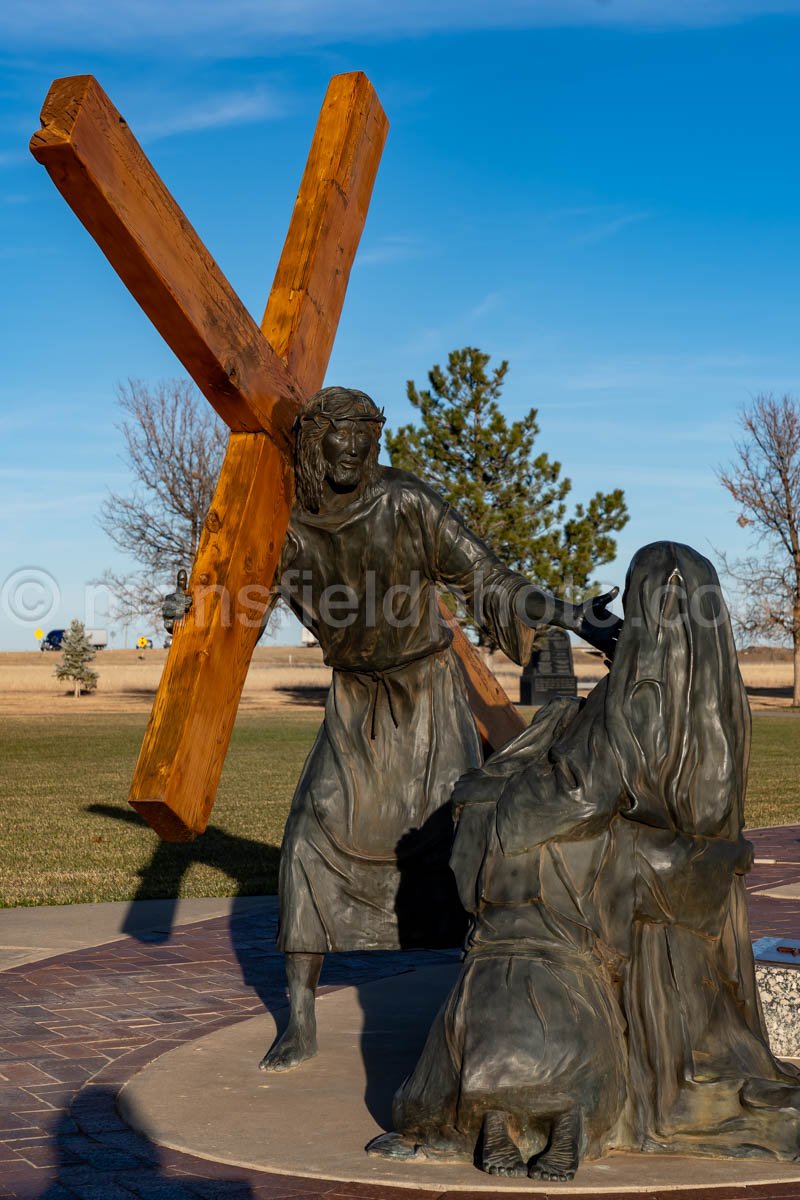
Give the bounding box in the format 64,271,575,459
40,628,108,651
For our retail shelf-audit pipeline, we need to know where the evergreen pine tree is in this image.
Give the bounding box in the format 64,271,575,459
55,620,99,697
385,347,628,644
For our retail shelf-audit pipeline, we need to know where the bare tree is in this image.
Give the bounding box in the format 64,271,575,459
91,568,166,638
101,379,227,571
97,378,292,642
718,394,800,706
96,379,227,627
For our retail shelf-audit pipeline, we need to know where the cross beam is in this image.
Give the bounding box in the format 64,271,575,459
31,73,524,842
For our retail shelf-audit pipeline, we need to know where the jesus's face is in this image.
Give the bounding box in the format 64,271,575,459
321,418,376,491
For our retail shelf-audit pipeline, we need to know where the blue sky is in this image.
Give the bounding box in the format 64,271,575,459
2,1,800,648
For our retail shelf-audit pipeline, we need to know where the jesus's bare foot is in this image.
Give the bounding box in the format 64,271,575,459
366,1132,421,1159
528,1110,581,1181
259,952,323,1072
480,1111,526,1177
258,1022,317,1072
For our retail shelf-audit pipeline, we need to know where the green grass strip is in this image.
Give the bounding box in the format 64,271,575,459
0,711,797,907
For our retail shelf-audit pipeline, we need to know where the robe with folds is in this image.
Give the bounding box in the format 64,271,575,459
273,467,534,953
606,543,800,1160
390,542,800,1165
392,688,631,1161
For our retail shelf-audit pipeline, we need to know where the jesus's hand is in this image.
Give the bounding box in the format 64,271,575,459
573,587,623,664
163,569,193,633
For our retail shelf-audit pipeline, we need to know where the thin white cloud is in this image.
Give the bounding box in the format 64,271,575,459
0,467,127,482
0,414,40,434
357,234,421,267
613,465,720,490
559,351,763,393
553,205,613,218
571,210,651,245
2,1,799,53
468,291,505,319
404,290,509,355
135,87,285,141
0,244,64,260
544,204,652,245
5,491,108,516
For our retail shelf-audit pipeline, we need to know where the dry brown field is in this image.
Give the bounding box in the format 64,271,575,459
0,644,794,715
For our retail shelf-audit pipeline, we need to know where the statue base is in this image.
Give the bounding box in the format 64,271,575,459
754,937,800,1058
118,964,800,1194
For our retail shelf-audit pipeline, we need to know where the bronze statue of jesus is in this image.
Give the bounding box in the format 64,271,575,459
166,385,619,1073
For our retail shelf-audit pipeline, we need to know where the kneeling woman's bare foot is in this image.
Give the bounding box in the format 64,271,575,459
366,1132,421,1159
258,1023,317,1072
528,1110,581,1182
480,1111,527,1177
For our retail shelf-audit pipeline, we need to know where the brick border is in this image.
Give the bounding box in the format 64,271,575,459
1,826,799,1199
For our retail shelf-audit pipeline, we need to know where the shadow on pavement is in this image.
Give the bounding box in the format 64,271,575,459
36,1084,255,1198
86,803,285,1027
86,802,458,1137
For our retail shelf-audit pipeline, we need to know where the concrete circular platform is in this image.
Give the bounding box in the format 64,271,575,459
118,964,800,1194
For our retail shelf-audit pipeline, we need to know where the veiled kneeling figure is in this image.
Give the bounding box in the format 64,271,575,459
369,684,631,1180
611,545,800,1160
369,542,800,1179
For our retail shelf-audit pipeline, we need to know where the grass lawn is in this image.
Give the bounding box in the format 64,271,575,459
1,710,799,907
0,711,321,907
746,714,800,827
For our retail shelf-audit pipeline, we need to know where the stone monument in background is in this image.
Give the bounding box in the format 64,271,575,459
519,627,578,706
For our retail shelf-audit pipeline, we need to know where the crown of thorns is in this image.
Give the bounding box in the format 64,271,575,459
298,397,386,427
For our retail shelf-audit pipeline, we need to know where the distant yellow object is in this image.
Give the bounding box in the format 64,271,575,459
137,636,149,649
34,628,44,640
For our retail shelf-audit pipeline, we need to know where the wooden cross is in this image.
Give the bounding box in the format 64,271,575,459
31,73,525,843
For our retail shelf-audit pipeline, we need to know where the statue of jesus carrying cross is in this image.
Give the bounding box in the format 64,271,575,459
31,69,619,1075
164,383,619,1072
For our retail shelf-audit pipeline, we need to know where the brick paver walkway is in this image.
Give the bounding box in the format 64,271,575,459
1,826,800,1200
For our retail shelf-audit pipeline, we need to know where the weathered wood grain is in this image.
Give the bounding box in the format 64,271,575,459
33,69,523,841
119,74,387,838
30,75,302,439
261,72,389,393
439,599,526,751
129,433,292,838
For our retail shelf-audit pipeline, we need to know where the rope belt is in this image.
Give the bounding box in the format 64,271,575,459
334,643,450,740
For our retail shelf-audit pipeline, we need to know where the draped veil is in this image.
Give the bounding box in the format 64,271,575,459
606,543,800,1158
381,542,800,1168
